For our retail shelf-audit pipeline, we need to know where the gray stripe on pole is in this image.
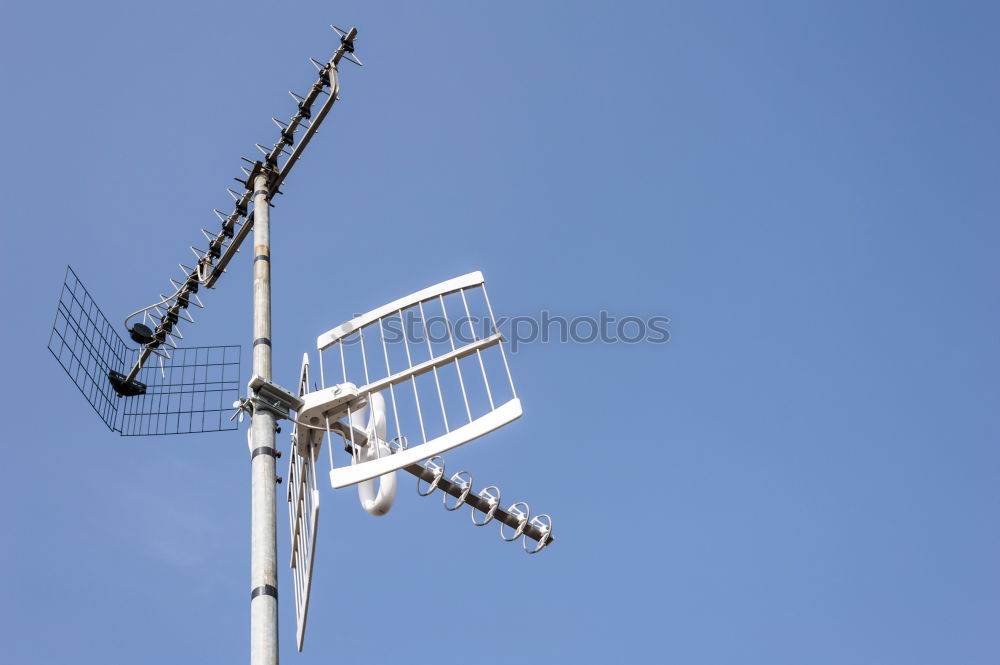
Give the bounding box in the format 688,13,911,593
252,189,270,198
253,337,271,347
251,585,278,600
251,446,277,460
254,254,270,263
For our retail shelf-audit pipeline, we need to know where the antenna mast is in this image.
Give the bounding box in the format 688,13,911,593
243,27,359,665
249,166,278,665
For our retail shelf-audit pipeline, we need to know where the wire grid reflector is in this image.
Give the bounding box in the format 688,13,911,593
288,355,320,652
48,266,241,436
317,272,521,488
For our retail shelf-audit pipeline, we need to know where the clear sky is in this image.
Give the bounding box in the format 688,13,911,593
2,2,998,663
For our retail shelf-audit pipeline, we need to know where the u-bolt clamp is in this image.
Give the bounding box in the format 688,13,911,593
229,396,254,422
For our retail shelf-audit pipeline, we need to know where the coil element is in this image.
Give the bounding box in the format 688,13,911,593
413,456,553,554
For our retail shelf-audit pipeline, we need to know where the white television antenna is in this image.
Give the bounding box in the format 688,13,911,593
48,23,554,663
280,271,554,650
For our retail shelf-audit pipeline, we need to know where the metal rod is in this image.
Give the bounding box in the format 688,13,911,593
402,462,554,545
124,346,153,383
335,436,552,544
438,294,473,423
250,172,278,665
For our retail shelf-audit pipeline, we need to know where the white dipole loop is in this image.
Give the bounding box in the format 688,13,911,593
500,502,530,541
471,485,501,526
351,392,397,516
443,471,473,511
416,456,445,496
522,514,552,554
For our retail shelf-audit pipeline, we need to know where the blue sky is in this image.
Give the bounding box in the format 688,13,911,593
2,2,998,663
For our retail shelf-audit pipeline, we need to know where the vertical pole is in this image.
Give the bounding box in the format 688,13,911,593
250,171,279,665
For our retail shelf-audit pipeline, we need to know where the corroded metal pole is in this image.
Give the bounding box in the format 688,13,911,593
249,170,278,665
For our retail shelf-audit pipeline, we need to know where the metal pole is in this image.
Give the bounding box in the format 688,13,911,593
250,171,278,665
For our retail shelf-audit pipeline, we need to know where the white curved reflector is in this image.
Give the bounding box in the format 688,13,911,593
316,271,520,490
317,271,484,351
330,398,521,488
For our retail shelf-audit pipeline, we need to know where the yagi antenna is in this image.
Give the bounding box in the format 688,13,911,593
107,27,357,398
48,23,555,665
280,272,554,651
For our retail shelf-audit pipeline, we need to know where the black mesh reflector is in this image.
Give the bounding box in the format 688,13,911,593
48,266,241,436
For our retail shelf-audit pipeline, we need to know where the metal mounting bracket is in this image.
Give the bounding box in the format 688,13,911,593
248,375,304,420
247,160,279,190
